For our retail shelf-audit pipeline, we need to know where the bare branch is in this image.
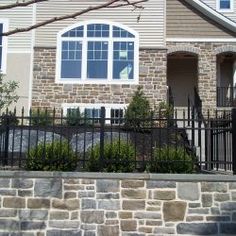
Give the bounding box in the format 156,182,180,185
107,0,145,9
0,0,49,10
2,0,147,36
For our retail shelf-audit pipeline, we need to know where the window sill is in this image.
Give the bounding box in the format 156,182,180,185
55,79,139,85
217,8,234,13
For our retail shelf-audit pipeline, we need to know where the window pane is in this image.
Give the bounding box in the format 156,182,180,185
62,26,84,37
220,0,231,9
61,41,82,79
0,24,2,69
113,26,134,38
113,42,134,80
0,24,2,46
87,24,109,37
87,41,108,79
84,108,101,123
0,47,2,70
111,109,124,124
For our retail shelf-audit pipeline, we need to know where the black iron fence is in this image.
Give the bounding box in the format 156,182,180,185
0,107,235,174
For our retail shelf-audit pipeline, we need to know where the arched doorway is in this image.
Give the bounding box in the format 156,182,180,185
167,52,198,107
216,52,236,107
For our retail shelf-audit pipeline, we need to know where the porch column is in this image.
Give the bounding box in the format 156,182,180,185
233,60,236,86
198,45,217,112
233,60,236,98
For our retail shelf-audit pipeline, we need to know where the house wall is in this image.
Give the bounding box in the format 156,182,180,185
166,0,235,39
31,47,167,110
6,53,32,110
202,0,236,22
0,172,235,235
35,0,165,48
1,1,35,111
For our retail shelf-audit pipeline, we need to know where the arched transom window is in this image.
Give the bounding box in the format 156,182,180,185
56,21,139,84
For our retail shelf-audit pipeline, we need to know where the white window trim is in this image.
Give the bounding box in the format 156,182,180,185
56,20,139,85
0,19,8,74
62,103,127,124
216,0,234,12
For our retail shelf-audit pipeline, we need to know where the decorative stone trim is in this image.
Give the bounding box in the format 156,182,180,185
215,45,236,55
167,45,200,55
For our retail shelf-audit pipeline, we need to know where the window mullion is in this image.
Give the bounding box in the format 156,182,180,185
108,39,113,81
107,25,113,81
82,25,87,81
134,39,138,82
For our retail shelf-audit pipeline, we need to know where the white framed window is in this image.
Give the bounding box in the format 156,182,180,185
62,103,127,124
56,20,139,84
0,19,8,74
216,0,234,12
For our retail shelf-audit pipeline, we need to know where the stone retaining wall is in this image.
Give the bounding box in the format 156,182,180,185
0,172,235,235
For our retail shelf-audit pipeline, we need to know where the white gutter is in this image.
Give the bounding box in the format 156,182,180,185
184,0,236,33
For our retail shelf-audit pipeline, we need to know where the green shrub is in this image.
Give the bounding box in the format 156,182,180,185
30,109,53,126
26,140,77,171
66,108,83,126
1,111,19,126
124,86,151,131
147,146,195,173
156,101,174,119
86,140,136,172
154,101,174,127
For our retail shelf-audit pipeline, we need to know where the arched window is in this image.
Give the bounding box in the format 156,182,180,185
56,21,139,84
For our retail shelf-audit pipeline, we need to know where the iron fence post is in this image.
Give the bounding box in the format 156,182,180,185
4,115,9,166
100,107,105,169
210,120,214,171
232,108,236,174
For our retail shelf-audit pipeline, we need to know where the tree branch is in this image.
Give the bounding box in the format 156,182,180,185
0,0,49,10
2,0,147,36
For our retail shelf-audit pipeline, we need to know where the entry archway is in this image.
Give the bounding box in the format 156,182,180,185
216,52,236,107
167,52,198,107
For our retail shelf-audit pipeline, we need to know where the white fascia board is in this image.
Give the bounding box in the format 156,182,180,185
184,0,236,33
167,37,236,42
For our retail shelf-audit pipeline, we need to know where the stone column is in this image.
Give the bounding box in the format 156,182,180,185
198,43,217,113
139,48,167,108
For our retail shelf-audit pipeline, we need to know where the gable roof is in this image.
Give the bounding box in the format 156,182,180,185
184,0,236,33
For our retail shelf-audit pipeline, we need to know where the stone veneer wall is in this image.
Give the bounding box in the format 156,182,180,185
167,42,236,111
32,47,167,111
0,172,235,235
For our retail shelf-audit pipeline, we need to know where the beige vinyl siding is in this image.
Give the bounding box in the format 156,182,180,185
166,0,235,38
35,0,165,48
0,1,34,51
202,0,236,22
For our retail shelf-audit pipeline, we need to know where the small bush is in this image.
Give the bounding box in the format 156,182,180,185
124,86,151,131
86,140,136,172
66,108,83,126
147,146,195,173
26,141,77,171
30,109,53,126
